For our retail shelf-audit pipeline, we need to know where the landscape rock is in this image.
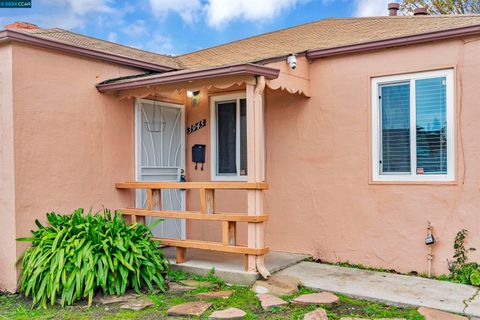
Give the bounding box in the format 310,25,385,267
293,292,339,306
168,282,195,293
253,274,300,296
418,307,468,320
93,292,139,305
340,318,406,320
167,301,212,317
119,297,154,311
179,279,213,288
197,290,234,299
255,293,288,310
209,307,247,319
304,307,328,320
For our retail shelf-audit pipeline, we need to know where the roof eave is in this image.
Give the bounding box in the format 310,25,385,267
0,29,177,72
96,63,280,93
306,24,480,59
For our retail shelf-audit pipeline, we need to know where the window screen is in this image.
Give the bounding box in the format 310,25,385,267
380,83,411,174
416,77,447,174
217,101,237,175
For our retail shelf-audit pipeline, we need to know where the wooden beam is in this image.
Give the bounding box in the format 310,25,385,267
222,221,236,246
116,181,269,190
156,238,269,255
120,208,268,222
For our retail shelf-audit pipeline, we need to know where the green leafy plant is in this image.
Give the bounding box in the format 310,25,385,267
448,229,480,286
16,208,169,308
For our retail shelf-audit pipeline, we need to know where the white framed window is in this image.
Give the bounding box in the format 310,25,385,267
210,93,248,181
371,69,455,182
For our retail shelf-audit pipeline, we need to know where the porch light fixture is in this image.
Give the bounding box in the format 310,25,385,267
145,92,166,132
186,90,200,98
187,90,201,106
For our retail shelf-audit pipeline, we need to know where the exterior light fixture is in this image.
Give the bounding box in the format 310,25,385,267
187,90,201,106
187,90,200,98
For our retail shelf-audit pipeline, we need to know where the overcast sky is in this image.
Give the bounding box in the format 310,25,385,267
0,0,395,55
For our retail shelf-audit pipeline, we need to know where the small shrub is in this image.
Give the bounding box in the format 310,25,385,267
17,208,169,308
448,229,480,286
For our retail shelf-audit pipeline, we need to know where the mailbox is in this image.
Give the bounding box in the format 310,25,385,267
192,144,206,170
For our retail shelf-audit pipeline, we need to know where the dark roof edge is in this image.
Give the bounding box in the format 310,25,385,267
0,29,177,72
96,63,280,93
306,24,480,59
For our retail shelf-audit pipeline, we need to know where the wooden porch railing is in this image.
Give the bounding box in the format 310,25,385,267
115,181,269,271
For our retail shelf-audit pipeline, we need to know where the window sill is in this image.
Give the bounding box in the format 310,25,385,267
211,176,249,182
369,180,458,186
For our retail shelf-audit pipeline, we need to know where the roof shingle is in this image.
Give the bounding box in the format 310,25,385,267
10,15,480,71
16,28,181,69
177,15,480,69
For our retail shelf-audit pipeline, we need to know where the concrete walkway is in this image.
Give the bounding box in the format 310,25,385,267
276,261,480,318
164,247,308,285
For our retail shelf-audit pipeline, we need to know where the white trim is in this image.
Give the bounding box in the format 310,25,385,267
134,98,186,239
371,69,455,182
210,93,248,181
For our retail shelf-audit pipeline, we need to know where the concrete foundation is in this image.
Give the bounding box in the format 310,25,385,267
163,247,309,286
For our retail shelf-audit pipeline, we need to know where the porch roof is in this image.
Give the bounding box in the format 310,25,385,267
96,63,280,93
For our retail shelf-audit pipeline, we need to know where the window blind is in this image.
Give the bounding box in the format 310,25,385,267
380,83,411,174
415,77,447,174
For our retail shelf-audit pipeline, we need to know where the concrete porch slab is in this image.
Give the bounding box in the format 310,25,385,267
276,261,480,318
163,247,309,286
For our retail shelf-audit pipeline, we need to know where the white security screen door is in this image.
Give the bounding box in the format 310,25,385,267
135,99,186,239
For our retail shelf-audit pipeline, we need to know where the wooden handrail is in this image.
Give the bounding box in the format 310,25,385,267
121,208,268,222
115,181,269,270
155,238,269,255
115,181,269,190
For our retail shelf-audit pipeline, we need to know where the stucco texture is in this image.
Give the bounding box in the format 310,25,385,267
0,43,140,291
263,37,480,275
3,35,480,292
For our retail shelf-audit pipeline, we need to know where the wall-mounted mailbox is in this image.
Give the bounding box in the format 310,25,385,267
192,144,206,170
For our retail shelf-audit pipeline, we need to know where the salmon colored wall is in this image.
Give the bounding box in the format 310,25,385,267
4,35,480,292
2,43,141,291
264,37,480,275
0,44,17,292
184,90,248,245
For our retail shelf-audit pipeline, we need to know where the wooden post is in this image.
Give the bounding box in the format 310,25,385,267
145,188,160,225
245,76,268,276
200,188,215,214
222,221,236,245
176,247,187,263
147,188,161,211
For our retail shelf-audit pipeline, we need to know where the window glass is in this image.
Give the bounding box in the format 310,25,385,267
217,101,237,175
240,99,247,176
416,77,447,174
380,83,411,174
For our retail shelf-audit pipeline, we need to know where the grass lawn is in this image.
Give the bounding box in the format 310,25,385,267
0,270,424,320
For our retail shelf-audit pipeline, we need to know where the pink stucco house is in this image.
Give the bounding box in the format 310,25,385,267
2,5,480,292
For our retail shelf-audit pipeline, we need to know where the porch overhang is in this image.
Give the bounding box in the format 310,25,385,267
96,63,280,93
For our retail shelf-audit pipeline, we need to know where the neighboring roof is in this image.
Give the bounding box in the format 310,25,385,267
96,63,280,92
1,28,180,71
177,15,480,69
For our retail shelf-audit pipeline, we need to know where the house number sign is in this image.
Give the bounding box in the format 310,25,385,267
187,119,206,135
